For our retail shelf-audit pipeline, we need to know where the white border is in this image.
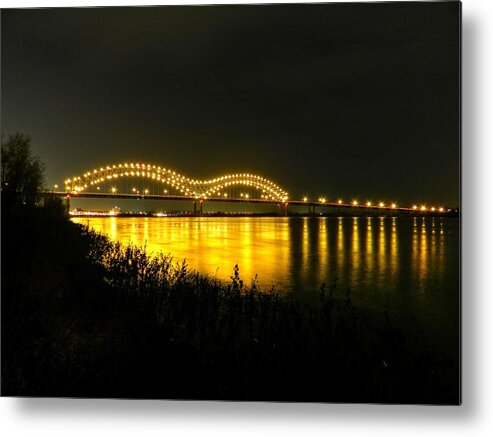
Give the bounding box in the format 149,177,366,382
2,0,493,436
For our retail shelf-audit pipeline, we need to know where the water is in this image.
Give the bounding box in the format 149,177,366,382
72,216,460,356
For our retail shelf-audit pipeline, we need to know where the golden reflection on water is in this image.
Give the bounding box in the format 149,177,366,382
351,217,361,285
365,218,374,283
317,219,328,286
71,216,449,294
420,218,429,284
377,217,387,290
301,217,310,281
337,217,345,274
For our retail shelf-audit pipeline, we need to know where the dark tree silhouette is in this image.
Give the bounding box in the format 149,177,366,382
1,133,46,206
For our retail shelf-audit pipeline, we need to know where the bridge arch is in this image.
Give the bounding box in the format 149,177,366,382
64,162,289,202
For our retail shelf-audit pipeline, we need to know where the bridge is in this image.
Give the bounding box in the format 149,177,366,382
44,161,449,216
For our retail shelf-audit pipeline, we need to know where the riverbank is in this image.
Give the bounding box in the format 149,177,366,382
1,206,459,403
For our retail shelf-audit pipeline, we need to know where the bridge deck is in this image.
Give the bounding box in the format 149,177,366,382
43,191,423,212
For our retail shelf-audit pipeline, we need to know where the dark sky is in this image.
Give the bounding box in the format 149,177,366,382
1,1,460,207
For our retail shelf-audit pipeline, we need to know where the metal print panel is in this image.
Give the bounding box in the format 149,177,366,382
1,1,461,404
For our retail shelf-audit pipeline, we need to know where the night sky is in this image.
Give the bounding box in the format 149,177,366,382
1,2,460,208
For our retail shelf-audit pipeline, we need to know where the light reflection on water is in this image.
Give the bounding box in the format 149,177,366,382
72,216,459,346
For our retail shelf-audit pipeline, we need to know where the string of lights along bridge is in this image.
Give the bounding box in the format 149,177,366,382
61,161,448,213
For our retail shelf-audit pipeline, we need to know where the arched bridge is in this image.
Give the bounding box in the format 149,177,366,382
49,161,449,216
64,162,289,202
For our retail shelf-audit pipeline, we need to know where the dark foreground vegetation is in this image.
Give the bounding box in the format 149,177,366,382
1,205,459,403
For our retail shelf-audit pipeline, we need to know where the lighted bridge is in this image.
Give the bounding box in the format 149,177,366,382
47,161,449,215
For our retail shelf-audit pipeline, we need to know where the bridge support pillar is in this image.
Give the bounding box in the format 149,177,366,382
278,203,288,217
193,200,204,217
64,195,70,213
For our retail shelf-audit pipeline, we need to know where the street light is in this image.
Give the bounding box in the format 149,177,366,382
366,201,372,207
111,187,117,194
391,203,396,209
379,202,384,208
352,200,358,206
338,199,343,204
303,196,308,202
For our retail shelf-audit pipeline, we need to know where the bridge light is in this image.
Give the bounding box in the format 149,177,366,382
431,206,436,211
303,197,308,202
164,189,168,194
132,188,136,192
367,201,372,207
111,187,117,194
338,199,342,204
379,202,384,207
352,200,358,206
245,194,249,199
391,203,396,209
97,187,100,190
413,205,418,210
54,184,58,189
421,205,426,211
439,207,444,212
